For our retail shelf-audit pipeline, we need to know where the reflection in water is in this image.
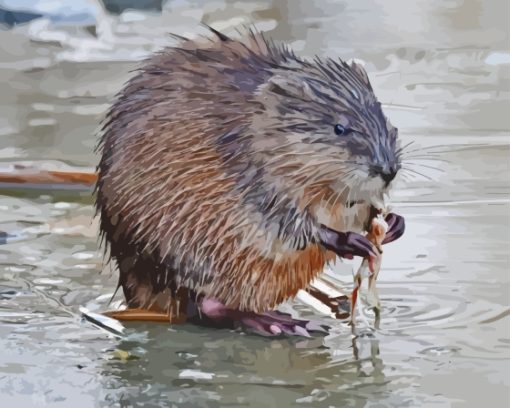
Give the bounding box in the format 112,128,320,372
94,325,391,407
0,0,508,406
351,332,383,378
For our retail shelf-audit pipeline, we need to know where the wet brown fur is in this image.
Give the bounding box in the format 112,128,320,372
95,28,393,315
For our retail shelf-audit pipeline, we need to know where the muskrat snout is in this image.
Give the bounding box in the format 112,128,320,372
370,164,398,186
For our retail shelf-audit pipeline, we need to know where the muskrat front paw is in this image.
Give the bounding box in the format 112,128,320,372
382,213,405,245
318,226,378,259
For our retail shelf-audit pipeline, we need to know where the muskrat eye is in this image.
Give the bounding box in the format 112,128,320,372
334,124,350,136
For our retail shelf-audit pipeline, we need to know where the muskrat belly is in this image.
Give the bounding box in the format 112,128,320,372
204,244,336,313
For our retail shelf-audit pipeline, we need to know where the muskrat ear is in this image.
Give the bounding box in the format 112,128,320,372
266,75,315,100
347,59,373,90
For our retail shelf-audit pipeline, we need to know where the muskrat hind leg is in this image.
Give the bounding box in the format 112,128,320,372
107,248,188,323
196,298,328,337
104,288,190,324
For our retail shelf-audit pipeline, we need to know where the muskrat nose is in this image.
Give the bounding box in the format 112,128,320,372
372,164,397,186
380,166,397,185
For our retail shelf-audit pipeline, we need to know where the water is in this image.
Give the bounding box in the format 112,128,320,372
0,1,509,406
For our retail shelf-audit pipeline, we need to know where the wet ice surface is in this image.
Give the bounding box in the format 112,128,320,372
0,1,509,407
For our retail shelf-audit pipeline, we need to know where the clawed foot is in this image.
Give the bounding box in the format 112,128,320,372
197,298,328,337
240,310,329,337
318,212,405,259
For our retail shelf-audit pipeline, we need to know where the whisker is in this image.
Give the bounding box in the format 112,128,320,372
298,166,358,210
402,162,445,173
395,140,416,156
323,170,355,207
400,155,451,164
398,144,450,156
345,176,358,213
401,167,433,181
325,173,356,214
398,142,487,157
400,173,414,184
399,171,418,183
330,173,356,209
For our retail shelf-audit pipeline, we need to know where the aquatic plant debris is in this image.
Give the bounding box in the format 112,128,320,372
79,306,126,338
111,349,138,361
351,214,389,327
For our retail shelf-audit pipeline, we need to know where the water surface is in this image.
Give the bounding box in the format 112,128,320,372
0,1,508,406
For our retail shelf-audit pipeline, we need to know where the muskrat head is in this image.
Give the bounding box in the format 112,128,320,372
250,57,401,217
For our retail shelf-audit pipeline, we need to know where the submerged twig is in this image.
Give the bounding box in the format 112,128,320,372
351,215,388,328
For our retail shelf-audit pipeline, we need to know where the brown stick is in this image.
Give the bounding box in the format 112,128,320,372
0,170,98,186
104,308,187,324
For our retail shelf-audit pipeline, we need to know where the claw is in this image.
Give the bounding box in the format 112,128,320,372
293,325,311,337
382,213,405,245
347,232,379,258
305,320,330,333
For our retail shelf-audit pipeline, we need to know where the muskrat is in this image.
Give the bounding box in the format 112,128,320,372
95,27,405,336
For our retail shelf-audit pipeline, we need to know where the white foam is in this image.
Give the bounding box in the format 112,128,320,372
485,52,510,66
179,369,215,380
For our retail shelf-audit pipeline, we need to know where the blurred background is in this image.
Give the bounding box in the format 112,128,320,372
0,1,508,407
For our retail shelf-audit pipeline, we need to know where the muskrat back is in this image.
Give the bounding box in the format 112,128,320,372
95,28,400,314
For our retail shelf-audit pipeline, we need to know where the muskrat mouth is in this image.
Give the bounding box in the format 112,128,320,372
371,205,384,215
346,200,365,208
346,200,385,215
